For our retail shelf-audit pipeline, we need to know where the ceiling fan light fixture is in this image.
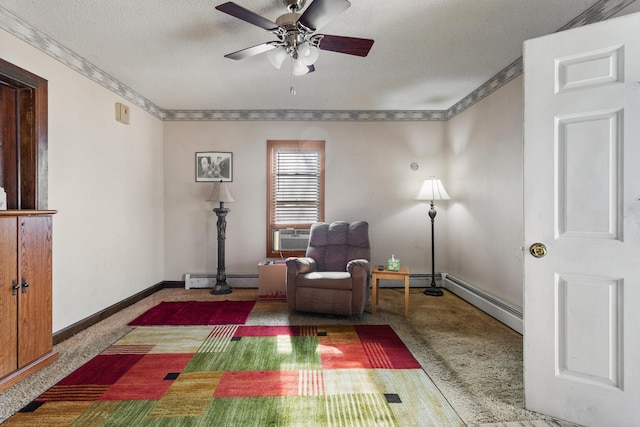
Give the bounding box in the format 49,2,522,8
292,58,310,76
267,46,288,69
298,42,320,66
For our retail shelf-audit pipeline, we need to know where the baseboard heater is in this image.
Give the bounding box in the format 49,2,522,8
184,273,258,289
185,272,439,289
443,273,523,334
375,273,442,288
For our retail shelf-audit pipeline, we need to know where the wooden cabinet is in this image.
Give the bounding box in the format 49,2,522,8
0,210,57,393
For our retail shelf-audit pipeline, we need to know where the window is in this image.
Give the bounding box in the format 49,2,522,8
267,140,325,258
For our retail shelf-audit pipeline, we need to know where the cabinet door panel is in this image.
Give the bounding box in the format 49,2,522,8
0,217,18,377
17,215,53,368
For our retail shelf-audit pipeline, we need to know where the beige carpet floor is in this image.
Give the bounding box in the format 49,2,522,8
0,287,581,426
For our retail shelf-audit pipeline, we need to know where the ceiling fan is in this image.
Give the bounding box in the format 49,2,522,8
215,0,374,76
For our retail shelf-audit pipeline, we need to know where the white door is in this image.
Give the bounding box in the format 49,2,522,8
523,12,640,427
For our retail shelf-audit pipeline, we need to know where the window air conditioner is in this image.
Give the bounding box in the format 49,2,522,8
273,229,310,252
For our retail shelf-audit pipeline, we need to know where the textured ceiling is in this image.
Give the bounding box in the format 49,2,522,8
1,0,639,112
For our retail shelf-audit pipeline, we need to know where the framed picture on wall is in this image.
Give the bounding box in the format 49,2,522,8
195,151,233,182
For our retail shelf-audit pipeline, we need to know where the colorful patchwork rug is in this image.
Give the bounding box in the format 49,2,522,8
128,300,255,326
6,324,464,426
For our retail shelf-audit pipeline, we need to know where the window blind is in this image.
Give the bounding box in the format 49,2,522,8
272,148,321,224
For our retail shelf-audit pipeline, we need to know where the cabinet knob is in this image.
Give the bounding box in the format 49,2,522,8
11,279,19,296
21,277,29,293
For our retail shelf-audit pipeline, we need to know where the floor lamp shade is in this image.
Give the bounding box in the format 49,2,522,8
415,177,450,297
415,178,450,202
207,181,235,204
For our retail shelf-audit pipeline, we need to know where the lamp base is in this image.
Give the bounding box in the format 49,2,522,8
211,283,232,295
423,286,444,297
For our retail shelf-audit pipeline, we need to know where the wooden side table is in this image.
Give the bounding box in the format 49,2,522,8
371,265,410,316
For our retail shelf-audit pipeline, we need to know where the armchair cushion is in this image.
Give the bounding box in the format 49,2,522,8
306,221,371,271
296,271,353,290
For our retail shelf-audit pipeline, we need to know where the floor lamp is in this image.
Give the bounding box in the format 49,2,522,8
415,177,450,297
207,181,235,295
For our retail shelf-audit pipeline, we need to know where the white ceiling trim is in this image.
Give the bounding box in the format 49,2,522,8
0,0,634,122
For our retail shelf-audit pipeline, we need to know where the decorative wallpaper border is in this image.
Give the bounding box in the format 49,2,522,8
558,0,636,31
0,0,634,122
163,109,446,121
447,58,523,119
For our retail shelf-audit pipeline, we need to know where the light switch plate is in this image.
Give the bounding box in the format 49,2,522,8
115,102,130,124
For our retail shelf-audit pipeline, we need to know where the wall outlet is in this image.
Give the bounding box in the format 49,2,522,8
115,102,130,124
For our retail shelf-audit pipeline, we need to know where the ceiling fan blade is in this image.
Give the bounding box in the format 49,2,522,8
216,2,279,31
298,0,351,31
224,42,278,60
318,35,374,57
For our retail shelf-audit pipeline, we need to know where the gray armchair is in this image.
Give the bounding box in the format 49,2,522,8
285,221,371,316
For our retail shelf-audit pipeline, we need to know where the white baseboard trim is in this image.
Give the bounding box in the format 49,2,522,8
443,273,523,334
184,273,258,289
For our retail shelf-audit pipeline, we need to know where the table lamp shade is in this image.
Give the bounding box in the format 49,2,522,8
415,178,450,201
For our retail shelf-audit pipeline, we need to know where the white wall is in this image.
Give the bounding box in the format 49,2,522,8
1,31,165,332
445,76,525,309
163,120,447,280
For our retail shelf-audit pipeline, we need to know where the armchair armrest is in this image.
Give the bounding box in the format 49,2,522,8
347,259,370,316
285,257,317,274
347,259,370,275
285,257,317,312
